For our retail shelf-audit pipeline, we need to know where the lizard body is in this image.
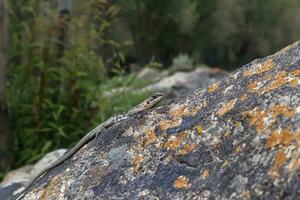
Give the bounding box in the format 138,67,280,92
14,93,164,199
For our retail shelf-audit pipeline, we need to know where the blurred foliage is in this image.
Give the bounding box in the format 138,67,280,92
4,0,300,172
114,0,300,68
5,0,152,170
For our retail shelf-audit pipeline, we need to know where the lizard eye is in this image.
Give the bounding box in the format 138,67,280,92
146,101,150,104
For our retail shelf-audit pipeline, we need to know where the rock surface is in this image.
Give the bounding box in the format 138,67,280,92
103,66,226,100
14,42,300,199
0,149,67,200
144,67,227,96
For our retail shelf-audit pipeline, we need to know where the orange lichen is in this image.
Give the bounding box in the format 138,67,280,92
173,176,191,189
239,94,248,101
244,109,268,133
242,190,251,200
248,81,257,92
189,106,200,116
288,159,300,173
273,148,288,172
171,104,200,117
287,149,300,173
295,132,300,141
201,169,210,179
42,176,60,200
280,129,293,146
207,83,219,93
178,143,196,156
171,105,188,117
216,98,237,116
266,129,295,148
266,131,281,148
291,69,300,76
159,117,182,131
160,104,201,131
243,59,275,77
260,59,275,73
270,104,295,118
262,74,273,82
165,133,186,150
132,154,143,172
144,128,157,146
157,141,164,149
259,71,288,95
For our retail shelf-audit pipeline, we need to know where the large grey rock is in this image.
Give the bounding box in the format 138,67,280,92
1,149,67,188
144,67,227,96
15,42,300,199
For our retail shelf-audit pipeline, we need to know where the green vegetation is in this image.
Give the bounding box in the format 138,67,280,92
3,0,300,174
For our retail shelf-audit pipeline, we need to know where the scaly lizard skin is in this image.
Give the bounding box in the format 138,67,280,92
14,92,164,200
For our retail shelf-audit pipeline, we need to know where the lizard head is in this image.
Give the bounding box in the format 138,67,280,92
143,92,165,109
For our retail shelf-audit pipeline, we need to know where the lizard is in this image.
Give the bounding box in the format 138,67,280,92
14,92,164,200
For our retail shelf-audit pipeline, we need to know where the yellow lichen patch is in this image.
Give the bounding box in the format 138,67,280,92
164,133,187,150
173,176,191,189
159,117,182,131
201,169,210,179
270,104,295,118
290,78,299,87
244,109,268,133
195,125,203,135
239,94,248,101
207,83,219,93
132,154,143,172
259,71,288,95
266,131,281,148
144,128,157,146
178,143,197,156
291,69,300,76
216,98,237,116
234,121,242,127
243,59,275,77
234,145,243,153
248,80,257,92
